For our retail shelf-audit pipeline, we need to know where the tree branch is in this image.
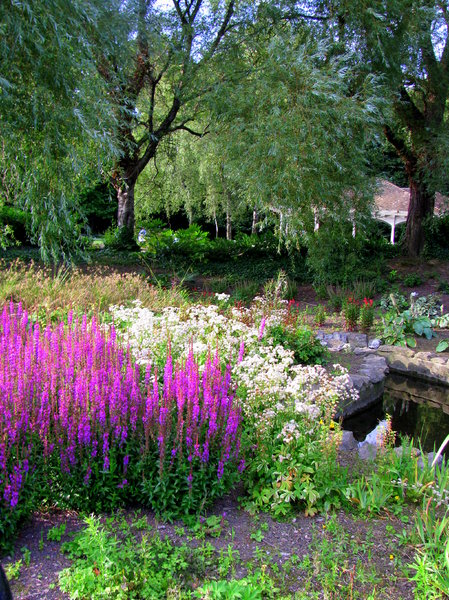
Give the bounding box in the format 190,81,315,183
384,124,416,169
168,123,208,136
208,0,235,57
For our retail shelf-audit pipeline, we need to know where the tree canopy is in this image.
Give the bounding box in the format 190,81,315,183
2,0,448,260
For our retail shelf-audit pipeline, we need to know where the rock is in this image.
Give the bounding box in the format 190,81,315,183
364,420,389,445
327,339,345,352
347,333,368,349
358,443,377,460
426,452,443,468
353,347,373,355
340,430,358,451
368,338,381,350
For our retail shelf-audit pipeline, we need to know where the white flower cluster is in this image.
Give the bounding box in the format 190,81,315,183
277,420,302,444
109,299,359,422
110,300,259,365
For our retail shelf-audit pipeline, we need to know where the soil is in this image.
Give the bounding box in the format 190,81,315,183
2,482,416,600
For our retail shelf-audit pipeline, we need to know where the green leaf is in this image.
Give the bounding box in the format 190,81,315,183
436,340,449,353
406,337,416,348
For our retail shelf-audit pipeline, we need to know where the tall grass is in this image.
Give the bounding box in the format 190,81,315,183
0,260,190,317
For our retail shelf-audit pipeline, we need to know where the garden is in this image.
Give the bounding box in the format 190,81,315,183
3,0,449,597
0,256,448,599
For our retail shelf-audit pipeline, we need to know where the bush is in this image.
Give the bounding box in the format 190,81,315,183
306,219,387,287
343,297,360,331
403,273,423,288
244,405,347,517
423,214,449,260
266,324,329,365
0,206,31,244
104,226,139,251
78,183,117,234
140,224,211,263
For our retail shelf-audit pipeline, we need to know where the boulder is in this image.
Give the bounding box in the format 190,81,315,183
340,430,358,451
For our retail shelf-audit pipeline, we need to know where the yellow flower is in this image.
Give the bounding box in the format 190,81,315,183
319,419,324,425
394,495,400,501
389,554,394,561
329,421,335,430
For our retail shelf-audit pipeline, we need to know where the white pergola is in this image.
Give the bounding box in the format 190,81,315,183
374,209,408,244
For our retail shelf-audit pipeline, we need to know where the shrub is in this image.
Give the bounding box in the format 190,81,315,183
0,206,31,245
359,298,374,332
104,226,139,251
314,304,326,326
244,402,348,517
266,324,329,365
343,297,360,331
423,214,449,260
78,183,117,234
306,220,386,287
403,273,423,288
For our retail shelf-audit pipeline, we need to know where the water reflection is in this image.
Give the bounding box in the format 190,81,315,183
343,373,449,454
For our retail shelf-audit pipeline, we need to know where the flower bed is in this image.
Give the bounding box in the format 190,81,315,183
0,303,242,549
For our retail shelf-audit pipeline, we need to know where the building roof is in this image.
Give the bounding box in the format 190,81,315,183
374,179,449,215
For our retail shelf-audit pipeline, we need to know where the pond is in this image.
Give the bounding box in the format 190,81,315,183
342,373,449,455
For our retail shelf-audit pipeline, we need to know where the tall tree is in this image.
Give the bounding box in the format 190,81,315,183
313,0,449,256
204,25,383,239
0,0,117,261
96,0,241,237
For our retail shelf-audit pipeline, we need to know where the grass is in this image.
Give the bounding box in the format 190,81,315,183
0,260,190,318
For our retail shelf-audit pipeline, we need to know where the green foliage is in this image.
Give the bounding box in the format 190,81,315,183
59,515,217,599
306,221,385,287
436,340,449,353
140,225,211,264
137,448,240,520
0,206,31,245
380,292,408,313
232,280,260,304
314,305,327,327
244,411,346,518
411,295,443,320
79,183,116,234
266,324,329,366
47,523,67,542
359,300,375,332
378,295,439,344
411,503,449,599
4,559,22,581
424,215,449,260
0,0,118,262
403,273,423,288
103,226,138,251
343,298,360,332
325,284,346,312
379,309,436,347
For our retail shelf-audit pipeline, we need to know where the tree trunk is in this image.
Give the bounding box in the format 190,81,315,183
225,192,232,240
404,177,434,257
251,209,258,235
226,209,232,240
117,183,136,231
